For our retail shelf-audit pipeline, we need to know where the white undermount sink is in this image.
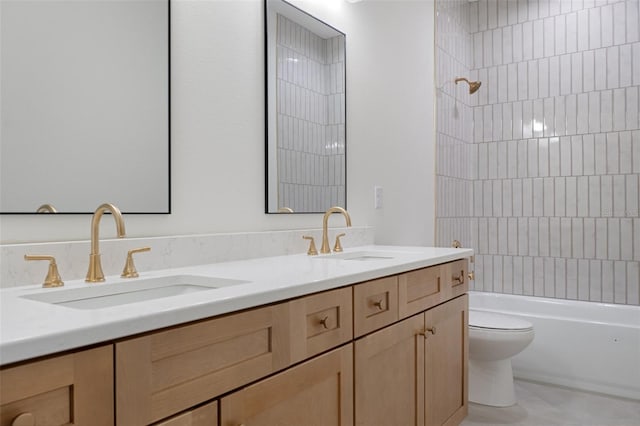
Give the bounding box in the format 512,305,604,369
21,275,249,310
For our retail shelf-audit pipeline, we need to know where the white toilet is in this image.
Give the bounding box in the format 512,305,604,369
468,310,534,407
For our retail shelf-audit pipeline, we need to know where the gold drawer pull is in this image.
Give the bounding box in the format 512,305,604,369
373,299,384,310
12,413,35,426
319,316,330,329
418,327,437,338
452,270,465,284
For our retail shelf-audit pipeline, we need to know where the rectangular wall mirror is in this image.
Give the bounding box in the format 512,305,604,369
0,0,170,214
265,0,346,214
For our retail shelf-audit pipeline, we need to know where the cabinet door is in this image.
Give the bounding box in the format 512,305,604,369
116,303,290,425
0,345,113,426
220,345,353,426
424,294,468,426
354,314,425,426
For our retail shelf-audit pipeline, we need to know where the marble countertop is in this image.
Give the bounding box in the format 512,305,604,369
0,245,473,365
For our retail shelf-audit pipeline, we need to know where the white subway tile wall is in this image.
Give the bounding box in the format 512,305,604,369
436,0,640,305
436,0,477,255
276,16,345,212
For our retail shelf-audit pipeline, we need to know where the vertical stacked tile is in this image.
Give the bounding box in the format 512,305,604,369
436,0,640,306
435,0,477,256
276,16,345,212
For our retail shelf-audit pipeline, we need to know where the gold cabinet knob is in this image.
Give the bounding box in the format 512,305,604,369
121,247,151,278
468,271,475,280
452,270,465,284
418,327,437,338
373,299,384,310
302,236,318,256
451,240,462,248
24,255,64,288
319,316,330,329
333,233,346,252
12,413,35,426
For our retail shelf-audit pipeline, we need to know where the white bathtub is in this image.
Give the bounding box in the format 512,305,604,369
469,291,640,401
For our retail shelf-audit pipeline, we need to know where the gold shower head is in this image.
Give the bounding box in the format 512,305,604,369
454,77,481,94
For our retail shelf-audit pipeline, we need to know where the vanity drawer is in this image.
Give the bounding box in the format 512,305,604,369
0,345,113,426
289,287,353,363
152,401,218,426
116,303,290,425
353,276,398,337
398,265,444,319
446,259,468,298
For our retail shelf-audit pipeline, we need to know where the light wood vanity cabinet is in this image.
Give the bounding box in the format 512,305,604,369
0,345,113,426
1,258,468,426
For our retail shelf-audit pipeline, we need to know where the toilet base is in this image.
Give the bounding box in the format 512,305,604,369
469,358,517,407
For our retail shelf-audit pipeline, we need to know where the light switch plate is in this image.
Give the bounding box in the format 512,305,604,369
374,186,383,209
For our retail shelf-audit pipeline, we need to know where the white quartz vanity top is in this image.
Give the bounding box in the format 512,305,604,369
0,245,472,365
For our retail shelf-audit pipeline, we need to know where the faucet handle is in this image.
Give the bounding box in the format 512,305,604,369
121,247,151,278
333,233,346,253
24,255,64,288
302,236,318,256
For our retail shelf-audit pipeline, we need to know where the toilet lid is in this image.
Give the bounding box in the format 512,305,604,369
469,310,533,331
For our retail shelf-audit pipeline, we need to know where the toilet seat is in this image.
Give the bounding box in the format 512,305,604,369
469,310,533,331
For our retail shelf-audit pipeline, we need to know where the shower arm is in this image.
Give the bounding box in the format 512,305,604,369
454,77,482,94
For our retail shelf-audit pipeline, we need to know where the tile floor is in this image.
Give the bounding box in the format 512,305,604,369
461,379,640,426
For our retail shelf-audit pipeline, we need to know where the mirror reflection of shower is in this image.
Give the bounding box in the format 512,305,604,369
454,77,482,94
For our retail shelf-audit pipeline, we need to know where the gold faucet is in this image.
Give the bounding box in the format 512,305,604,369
320,206,351,254
86,203,126,282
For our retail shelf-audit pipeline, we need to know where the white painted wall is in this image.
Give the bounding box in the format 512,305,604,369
345,0,436,245
0,0,436,246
